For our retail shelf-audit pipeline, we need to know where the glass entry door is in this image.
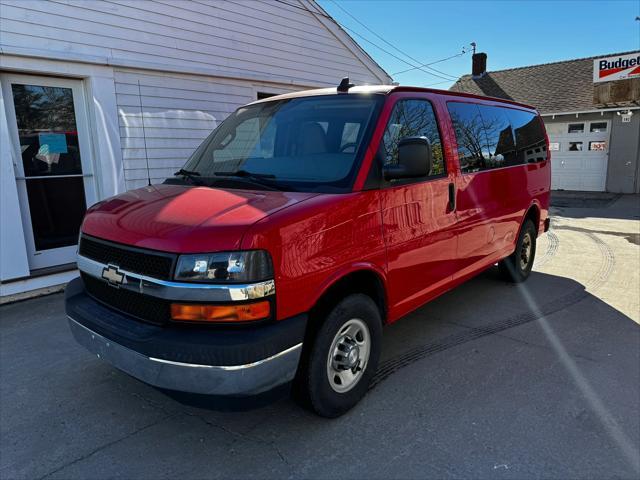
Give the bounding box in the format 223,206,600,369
1,74,96,270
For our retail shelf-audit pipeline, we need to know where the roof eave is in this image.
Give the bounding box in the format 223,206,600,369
541,106,640,116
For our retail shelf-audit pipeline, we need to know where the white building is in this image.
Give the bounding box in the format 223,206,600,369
0,0,391,301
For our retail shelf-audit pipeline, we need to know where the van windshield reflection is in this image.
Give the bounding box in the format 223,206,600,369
173,95,383,193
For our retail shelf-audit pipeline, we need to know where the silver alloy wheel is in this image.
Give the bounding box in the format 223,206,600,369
326,318,371,393
520,232,532,270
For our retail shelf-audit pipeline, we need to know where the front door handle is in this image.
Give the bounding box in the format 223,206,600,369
448,182,456,212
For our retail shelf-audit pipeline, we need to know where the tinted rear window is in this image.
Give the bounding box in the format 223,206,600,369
447,102,547,173
478,105,517,169
446,102,485,173
506,109,548,164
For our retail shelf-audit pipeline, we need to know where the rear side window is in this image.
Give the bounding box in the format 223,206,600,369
446,102,486,173
381,99,445,177
477,105,517,168
507,109,548,164
448,102,547,173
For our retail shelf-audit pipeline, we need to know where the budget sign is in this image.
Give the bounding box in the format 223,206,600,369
593,52,640,83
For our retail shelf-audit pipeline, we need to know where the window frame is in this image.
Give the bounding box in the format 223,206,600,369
567,123,585,134
446,99,547,176
589,122,608,133
378,96,448,188
568,141,584,152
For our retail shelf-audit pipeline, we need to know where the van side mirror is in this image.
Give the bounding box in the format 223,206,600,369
383,136,432,180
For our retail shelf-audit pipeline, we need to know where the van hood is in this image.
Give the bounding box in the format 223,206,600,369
81,184,318,253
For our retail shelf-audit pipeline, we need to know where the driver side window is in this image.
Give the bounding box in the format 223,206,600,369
381,99,445,177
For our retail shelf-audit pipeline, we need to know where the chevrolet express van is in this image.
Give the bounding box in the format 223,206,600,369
66,82,550,417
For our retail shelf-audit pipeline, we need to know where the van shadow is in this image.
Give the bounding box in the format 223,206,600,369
371,267,638,388
159,267,639,413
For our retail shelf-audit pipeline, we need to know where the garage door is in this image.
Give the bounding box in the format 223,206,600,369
545,120,610,191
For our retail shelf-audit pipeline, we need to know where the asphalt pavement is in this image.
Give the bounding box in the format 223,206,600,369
1,193,639,479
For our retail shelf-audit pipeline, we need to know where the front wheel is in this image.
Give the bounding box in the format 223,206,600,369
498,219,537,283
295,294,382,418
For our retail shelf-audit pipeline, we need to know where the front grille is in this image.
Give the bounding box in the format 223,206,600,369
79,235,175,280
82,273,170,325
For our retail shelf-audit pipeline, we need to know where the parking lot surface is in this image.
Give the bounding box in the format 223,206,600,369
1,194,639,479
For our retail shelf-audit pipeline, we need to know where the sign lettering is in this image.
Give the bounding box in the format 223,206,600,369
594,52,640,83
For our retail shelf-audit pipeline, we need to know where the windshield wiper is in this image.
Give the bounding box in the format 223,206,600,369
215,170,275,179
214,170,282,190
174,168,204,185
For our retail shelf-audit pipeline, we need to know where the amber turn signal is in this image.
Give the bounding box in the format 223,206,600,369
170,301,270,323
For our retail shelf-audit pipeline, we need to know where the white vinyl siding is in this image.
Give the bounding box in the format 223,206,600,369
0,0,388,85
115,69,261,189
115,70,307,189
1,0,391,190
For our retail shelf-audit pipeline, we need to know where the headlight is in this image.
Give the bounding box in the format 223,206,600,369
174,250,273,283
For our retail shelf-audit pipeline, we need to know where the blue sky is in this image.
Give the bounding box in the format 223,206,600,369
317,0,640,88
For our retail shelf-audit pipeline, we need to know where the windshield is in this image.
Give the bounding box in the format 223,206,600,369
174,94,383,193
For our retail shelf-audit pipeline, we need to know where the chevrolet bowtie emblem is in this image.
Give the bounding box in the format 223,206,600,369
102,264,125,287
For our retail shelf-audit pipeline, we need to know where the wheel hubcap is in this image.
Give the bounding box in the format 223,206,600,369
520,233,532,270
327,318,371,393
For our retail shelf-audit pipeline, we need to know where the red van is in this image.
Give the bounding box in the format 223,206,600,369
66,82,550,417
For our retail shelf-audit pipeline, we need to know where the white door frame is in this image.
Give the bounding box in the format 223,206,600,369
1,73,97,270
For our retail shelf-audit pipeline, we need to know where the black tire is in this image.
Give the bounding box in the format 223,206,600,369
294,294,382,418
498,219,537,283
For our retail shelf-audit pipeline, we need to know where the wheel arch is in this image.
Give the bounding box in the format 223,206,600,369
293,266,387,395
523,202,541,235
309,266,388,327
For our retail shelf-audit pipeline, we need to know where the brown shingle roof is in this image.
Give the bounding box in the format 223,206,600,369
450,51,638,114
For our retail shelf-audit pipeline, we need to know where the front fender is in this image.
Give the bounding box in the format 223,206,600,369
310,262,388,311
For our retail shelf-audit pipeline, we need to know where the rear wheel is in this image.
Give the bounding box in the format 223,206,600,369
498,219,537,283
294,294,382,418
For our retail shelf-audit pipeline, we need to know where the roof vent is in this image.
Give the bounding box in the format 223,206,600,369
337,77,355,93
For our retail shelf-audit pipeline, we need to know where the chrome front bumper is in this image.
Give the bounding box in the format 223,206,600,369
68,317,303,396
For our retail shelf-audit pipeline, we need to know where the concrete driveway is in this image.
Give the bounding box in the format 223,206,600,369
2,194,639,480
